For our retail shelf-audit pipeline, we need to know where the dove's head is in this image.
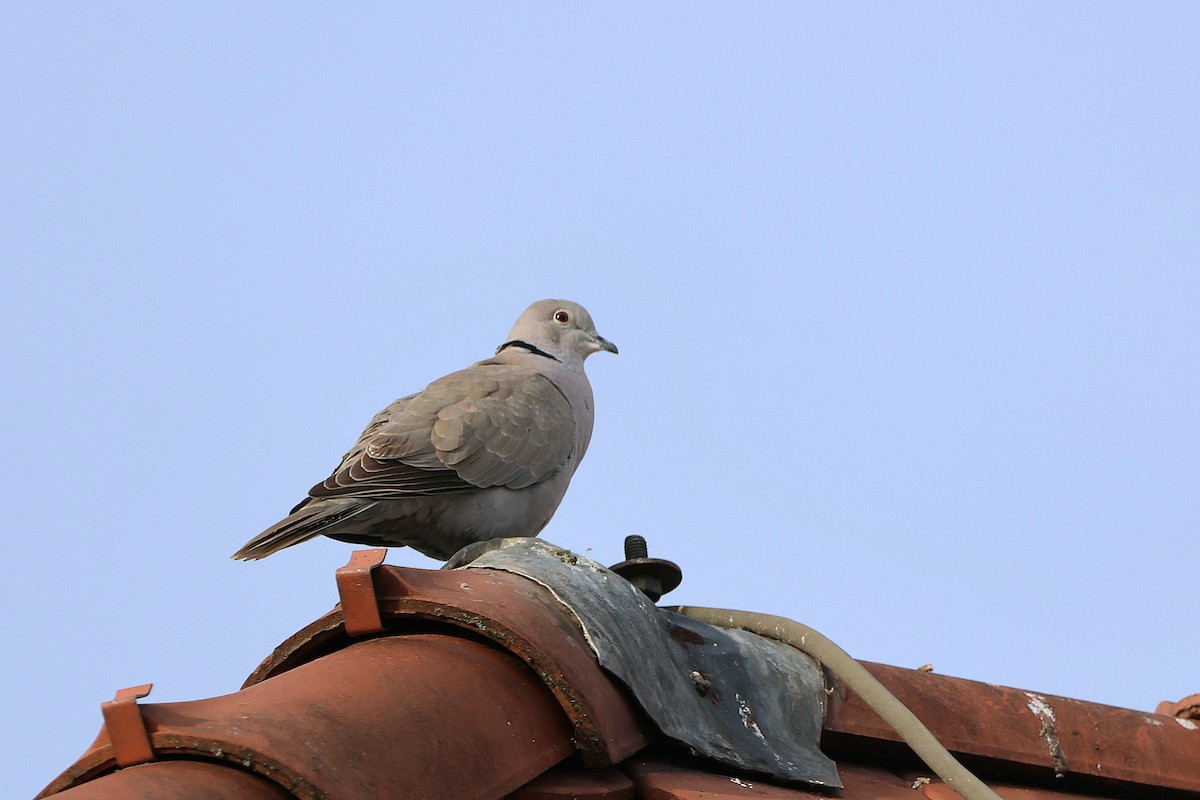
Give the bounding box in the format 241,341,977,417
499,299,618,365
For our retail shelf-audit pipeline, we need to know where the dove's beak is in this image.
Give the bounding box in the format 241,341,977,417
596,335,618,355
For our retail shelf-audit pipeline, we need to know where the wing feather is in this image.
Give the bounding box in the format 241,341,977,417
307,363,575,501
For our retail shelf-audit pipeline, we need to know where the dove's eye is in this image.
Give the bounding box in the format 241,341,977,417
553,309,570,324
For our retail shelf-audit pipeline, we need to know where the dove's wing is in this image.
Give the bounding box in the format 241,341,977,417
306,363,577,502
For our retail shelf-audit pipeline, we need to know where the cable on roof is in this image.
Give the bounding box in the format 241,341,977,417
669,606,1004,800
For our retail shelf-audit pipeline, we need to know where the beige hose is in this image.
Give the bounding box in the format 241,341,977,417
670,606,1003,800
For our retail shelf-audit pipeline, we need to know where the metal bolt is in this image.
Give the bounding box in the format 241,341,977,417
624,535,649,560
609,535,682,603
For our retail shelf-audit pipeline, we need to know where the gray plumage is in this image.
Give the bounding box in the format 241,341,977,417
233,300,617,561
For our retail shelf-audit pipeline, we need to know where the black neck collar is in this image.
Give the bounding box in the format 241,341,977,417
496,339,562,362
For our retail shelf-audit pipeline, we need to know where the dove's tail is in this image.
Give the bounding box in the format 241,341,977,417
232,499,378,560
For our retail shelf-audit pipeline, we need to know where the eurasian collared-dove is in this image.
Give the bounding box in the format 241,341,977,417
233,299,617,561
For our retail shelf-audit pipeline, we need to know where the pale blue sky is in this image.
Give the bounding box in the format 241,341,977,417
4,5,1198,796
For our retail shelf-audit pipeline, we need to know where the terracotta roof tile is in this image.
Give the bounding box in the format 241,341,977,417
824,661,1200,795
37,547,1200,800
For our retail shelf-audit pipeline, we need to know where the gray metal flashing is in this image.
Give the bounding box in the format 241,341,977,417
453,539,841,788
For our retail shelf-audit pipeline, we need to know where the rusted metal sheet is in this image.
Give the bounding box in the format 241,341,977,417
245,551,653,766
43,762,292,800
620,758,915,800
824,661,1200,795
509,766,635,800
40,635,574,800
